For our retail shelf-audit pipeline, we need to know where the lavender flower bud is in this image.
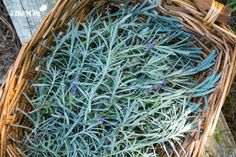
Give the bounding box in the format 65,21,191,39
99,117,105,124
162,78,169,85
146,41,154,49
70,82,78,94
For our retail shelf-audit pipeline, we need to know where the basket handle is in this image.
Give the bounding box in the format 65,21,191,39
203,0,224,25
194,0,232,24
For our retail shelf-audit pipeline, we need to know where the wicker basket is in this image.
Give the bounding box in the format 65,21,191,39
0,0,235,156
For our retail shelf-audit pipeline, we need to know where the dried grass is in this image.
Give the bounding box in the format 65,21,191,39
0,0,20,84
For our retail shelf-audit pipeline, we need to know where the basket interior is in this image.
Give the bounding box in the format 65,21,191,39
0,0,235,156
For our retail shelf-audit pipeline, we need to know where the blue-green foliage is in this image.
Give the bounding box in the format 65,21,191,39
18,1,220,156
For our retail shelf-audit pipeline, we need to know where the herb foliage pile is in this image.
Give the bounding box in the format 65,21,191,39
19,1,220,156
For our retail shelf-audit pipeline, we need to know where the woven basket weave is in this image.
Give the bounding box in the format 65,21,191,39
0,0,235,156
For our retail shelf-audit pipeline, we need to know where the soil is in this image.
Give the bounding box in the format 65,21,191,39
230,11,236,30
222,83,236,141
220,1,236,143
0,0,21,84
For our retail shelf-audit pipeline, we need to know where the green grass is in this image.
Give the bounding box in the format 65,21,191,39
227,0,236,11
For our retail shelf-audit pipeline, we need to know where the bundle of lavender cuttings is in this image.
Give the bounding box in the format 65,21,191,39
18,1,220,156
